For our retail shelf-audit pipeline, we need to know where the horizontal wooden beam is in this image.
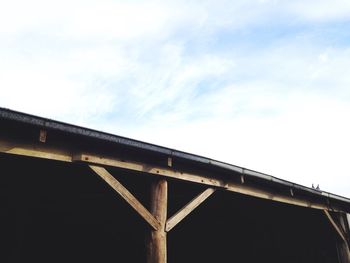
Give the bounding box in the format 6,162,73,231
0,140,72,162
225,181,328,210
0,139,341,213
74,153,224,188
74,153,336,212
89,165,161,231
166,188,215,232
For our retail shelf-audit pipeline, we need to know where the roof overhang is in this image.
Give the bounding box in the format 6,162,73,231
1,107,350,213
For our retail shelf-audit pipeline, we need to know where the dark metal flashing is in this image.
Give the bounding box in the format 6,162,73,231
0,107,349,206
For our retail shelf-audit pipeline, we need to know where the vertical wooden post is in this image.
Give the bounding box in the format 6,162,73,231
147,178,168,263
337,213,350,263
337,241,350,263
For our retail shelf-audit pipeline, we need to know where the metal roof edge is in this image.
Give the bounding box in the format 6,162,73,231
1,107,350,205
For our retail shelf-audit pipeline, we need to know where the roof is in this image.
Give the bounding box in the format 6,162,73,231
0,107,349,210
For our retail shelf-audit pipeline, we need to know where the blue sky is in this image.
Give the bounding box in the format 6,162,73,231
1,0,350,197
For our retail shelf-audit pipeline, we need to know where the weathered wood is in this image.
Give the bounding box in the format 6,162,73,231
339,213,350,238
89,165,160,231
240,175,245,184
323,211,350,262
166,188,215,232
337,241,350,263
226,181,329,210
0,140,343,213
73,153,337,211
0,140,72,162
39,130,47,143
167,157,172,167
147,179,168,263
337,213,350,263
73,153,224,187
324,210,347,243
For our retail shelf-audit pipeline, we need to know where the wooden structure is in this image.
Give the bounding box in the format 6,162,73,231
0,108,350,263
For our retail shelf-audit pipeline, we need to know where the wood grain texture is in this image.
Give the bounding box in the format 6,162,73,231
89,165,160,231
324,210,347,243
0,140,341,214
147,179,168,263
166,188,215,232
337,241,350,263
75,153,337,212
0,140,72,162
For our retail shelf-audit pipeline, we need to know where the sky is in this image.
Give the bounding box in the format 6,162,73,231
1,0,350,197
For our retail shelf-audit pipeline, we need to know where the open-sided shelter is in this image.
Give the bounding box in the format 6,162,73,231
0,108,349,263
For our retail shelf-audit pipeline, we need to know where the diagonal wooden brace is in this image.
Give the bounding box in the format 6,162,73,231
166,188,216,232
89,165,161,231
324,210,349,246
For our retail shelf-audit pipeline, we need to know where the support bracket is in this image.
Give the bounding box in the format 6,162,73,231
324,210,349,246
166,188,216,232
89,165,161,231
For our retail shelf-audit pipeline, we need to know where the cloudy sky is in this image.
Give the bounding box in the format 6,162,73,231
1,0,350,197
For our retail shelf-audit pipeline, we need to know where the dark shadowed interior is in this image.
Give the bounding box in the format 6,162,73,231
0,154,340,263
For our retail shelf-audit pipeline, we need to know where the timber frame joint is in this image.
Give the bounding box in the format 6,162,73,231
89,165,161,231
88,163,216,234
71,152,341,212
165,187,216,232
324,210,350,249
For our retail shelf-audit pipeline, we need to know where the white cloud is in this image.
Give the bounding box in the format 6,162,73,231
1,0,350,198
287,0,350,21
123,90,350,196
102,44,350,197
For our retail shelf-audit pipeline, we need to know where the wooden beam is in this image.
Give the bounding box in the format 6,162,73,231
339,213,350,240
324,210,348,243
0,140,72,162
323,211,350,263
147,179,168,263
74,153,224,188
225,181,329,210
166,188,215,232
337,241,350,263
74,153,337,212
89,165,160,231
0,139,342,213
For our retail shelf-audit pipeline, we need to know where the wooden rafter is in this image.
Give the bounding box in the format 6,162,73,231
166,188,216,232
89,165,160,231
